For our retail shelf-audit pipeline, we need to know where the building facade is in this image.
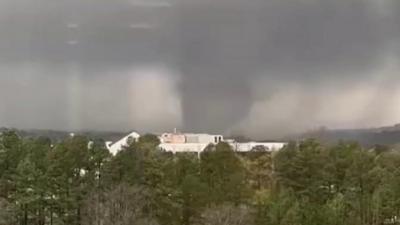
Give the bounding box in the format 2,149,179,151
106,131,286,155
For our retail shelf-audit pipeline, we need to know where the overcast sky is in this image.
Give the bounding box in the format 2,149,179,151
0,0,399,138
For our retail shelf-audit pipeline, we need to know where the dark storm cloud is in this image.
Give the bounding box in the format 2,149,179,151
0,0,180,132
0,0,399,137
175,0,395,134
0,0,175,66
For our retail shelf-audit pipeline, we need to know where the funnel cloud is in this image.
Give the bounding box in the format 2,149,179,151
0,0,399,138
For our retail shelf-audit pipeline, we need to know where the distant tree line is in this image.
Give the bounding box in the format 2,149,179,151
1,130,400,225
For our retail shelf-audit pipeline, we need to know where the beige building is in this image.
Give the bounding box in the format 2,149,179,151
160,133,186,144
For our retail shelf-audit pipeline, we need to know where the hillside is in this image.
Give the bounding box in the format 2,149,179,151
296,124,400,147
0,127,126,143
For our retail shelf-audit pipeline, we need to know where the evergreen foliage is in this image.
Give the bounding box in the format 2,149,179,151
1,131,400,225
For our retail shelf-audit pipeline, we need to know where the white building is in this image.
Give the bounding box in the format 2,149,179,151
160,132,223,144
107,130,286,155
184,133,224,144
159,143,210,154
106,131,140,155
231,142,286,152
158,132,224,154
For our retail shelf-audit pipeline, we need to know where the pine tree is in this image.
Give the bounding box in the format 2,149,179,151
200,142,249,205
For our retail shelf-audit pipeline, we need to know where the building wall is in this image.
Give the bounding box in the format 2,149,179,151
161,133,224,144
185,135,199,143
195,134,223,144
231,142,286,152
107,131,140,155
160,133,186,143
107,131,286,155
159,143,209,153
160,142,286,154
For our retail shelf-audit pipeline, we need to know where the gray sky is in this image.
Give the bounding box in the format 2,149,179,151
0,0,399,138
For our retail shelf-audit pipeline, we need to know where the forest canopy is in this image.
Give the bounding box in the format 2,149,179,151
1,131,400,225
